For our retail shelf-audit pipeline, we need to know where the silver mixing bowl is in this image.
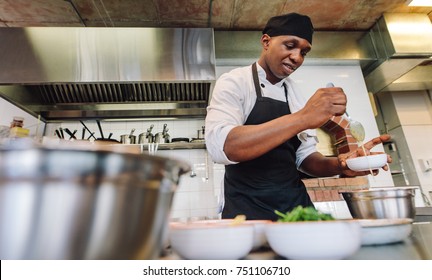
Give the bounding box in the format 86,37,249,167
0,140,190,259
340,187,416,219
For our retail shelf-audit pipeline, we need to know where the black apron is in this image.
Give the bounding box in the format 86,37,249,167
222,63,313,221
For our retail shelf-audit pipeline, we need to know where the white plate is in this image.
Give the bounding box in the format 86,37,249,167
357,218,413,246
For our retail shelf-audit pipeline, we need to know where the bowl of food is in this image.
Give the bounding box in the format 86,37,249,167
357,218,413,246
346,153,387,172
169,221,254,259
340,187,416,219
190,217,271,251
265,206,361,259
0,139,190,260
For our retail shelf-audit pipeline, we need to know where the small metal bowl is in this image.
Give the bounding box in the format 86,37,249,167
340,187,416,219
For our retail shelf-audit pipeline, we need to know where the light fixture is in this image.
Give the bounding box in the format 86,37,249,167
406,0,432,6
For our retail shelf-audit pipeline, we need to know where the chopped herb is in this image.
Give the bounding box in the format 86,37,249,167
275,205,335,222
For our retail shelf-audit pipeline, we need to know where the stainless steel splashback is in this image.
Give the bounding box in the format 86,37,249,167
0,27,216,120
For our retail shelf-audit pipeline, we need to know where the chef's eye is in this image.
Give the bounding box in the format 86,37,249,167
285,43,295,49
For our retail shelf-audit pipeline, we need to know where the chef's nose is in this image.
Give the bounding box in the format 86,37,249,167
289,49,303,62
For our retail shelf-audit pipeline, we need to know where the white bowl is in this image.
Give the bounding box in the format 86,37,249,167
357,218,413,246
190,219,271,251
265,220,361,260
169,222,254,259
346,154,387,172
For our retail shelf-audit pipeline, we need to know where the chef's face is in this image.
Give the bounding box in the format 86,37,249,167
261,34,311,83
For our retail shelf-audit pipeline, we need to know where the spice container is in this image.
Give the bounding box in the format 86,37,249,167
10,116,24,128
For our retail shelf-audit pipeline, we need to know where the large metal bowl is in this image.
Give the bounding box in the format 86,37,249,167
0,140,190,260
340,187,416,219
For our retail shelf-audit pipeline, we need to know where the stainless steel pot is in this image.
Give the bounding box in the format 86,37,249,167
340,187,416,219
0,140,190,259
120,134,136,144
120,128,136,144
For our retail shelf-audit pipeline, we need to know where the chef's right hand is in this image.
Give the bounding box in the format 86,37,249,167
299,86,347,129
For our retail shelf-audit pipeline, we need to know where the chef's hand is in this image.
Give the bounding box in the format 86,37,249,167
338,134,392,177
299,86,347,129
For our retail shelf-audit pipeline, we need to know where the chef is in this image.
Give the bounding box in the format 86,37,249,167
205,13,391,221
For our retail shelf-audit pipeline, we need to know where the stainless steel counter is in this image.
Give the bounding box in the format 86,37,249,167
162,222,432,260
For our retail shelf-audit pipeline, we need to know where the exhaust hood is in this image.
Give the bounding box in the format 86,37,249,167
362,13,432,94
0,27,216,121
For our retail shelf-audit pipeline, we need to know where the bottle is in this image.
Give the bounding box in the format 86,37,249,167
10,116,24,128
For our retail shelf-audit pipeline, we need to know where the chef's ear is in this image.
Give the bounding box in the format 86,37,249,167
261,34,271,48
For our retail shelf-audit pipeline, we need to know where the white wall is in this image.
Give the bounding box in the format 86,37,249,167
289,64,394,187
0,97,45,139
391,91,432,203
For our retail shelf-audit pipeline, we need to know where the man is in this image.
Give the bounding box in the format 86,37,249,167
205,13,391,221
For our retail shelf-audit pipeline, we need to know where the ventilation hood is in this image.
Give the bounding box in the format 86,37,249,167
0,27,216,121
362,13,432,94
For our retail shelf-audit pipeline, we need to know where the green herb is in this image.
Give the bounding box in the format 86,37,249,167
275,206,335,222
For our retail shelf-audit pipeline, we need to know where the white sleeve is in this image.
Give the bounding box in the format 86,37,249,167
285,79,318,168
205,70,250,165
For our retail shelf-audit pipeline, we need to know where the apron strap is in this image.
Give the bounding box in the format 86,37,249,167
252,62,289,106
251,62,263,99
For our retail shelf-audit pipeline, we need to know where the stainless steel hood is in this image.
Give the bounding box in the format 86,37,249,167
0,27,216,121
362,13,432,94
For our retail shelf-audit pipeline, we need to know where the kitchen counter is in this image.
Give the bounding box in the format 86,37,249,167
161,222,432,260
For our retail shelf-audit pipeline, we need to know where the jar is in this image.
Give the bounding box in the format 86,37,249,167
10,116,24,128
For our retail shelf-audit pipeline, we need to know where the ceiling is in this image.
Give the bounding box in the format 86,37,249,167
0,0,431,31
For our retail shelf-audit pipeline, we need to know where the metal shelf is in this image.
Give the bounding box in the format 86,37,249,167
124,142,206,151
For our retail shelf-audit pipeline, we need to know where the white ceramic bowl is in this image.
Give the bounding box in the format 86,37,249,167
189,219,271,251
265,220,361,260
346,154,387,172
357,218,413,246
169,222,254,259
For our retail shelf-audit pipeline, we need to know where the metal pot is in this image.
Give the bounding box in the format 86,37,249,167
138,133,151,144
120,134,136,144
340,187,416,219
0,139,190,259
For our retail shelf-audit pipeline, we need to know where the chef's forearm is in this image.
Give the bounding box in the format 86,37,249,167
224,114,307,162
299,152,342,177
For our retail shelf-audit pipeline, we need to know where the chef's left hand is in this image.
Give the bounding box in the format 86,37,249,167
338,134,392,177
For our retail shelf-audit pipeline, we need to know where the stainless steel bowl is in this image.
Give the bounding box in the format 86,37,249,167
340,187,416,219
0,140,190,259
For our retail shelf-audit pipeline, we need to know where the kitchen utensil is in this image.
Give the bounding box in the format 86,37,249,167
0,139,190,260
169,222,254,260
357,218,413,246
59,127,65,139
87,132,95,140
171,138,190,143
120,129,136,144
190,219,271,251
265,220,361,260
197,126,205,139
326,82,365,142
80,121,96,140
55,129,62,139
64,128,77,140
96,120,104,139
339,187,416,219
345,111,365,142
346,154,387,172
139,125,154,144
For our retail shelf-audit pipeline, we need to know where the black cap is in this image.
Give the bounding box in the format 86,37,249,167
262,13,314,44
